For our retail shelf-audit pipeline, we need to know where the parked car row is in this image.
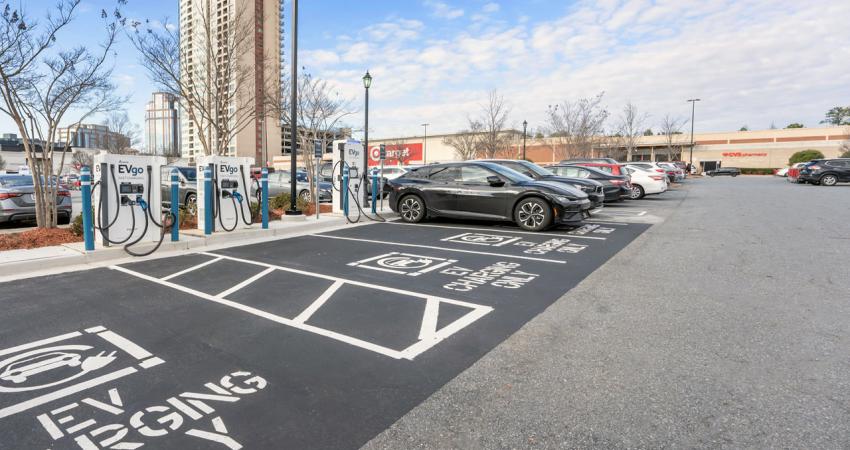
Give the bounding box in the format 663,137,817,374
388,158,682,232
775,158,850,186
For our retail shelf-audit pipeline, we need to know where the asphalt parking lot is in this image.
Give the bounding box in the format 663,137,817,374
0,191,660,449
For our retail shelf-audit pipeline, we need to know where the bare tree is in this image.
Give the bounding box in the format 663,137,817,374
129,5,275,158
614,102,648,162
444,121,483,160
476,90,511,158
0,0,124,228
102,111,140,153
268,71,353,199
659,114,687,162
546,92,608,160
71,150,94,171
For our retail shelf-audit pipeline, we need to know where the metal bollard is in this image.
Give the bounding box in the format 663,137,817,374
204,167,213,235
342,166,350,220
170,168,179,242
371,169,378,214
80,167,94,251
261,168,269,229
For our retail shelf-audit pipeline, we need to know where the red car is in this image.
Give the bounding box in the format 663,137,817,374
786,162,808,183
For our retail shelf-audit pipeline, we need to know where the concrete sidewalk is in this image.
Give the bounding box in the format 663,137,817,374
0,209,397,282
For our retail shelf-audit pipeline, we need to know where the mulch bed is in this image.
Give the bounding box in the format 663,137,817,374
0,228,82,251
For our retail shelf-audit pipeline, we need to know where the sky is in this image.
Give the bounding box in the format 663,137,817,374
3,0,849,145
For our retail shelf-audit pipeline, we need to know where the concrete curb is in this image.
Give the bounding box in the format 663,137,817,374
0,211,397,281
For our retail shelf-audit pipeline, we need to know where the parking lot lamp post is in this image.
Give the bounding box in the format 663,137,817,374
363,71,372,205
421,123,429,163
286,0,302,216
522,120,528,160
687,99,701,167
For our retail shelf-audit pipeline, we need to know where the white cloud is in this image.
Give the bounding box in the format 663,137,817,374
303,50,341,68
482,2,500,13
302,0,850,138
424,1,464,20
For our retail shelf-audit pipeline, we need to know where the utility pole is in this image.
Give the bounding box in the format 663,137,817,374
285,0,301,215
687,98,701,168
522,120,528,160
421,123,429,164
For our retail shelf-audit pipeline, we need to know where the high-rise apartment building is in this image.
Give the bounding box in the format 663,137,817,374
145,92,180,156
179,0,281,164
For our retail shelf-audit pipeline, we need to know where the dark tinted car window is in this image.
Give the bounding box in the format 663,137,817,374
826,160,847,167
460,165,493,183
402,167,430,179
177,167,197,181
429,166,460,182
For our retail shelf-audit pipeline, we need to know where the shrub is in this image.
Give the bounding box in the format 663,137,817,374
269,192,309,211
789,149,825,165
70,214,84,236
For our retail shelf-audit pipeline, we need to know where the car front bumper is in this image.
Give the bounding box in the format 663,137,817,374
554,198,591,224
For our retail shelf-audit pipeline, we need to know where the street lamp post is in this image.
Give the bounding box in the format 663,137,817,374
362,71,372,205
687,98,701,169
285,0,302,215
522,120,528,160
421,123,429,164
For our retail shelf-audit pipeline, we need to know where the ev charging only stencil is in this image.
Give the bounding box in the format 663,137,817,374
0,325,163,421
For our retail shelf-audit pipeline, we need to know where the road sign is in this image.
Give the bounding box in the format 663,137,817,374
379,144,386,160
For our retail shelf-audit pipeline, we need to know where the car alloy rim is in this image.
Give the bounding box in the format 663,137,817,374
630,186,641,199
518,201,545,228
400,198,421,221
824,175,837,185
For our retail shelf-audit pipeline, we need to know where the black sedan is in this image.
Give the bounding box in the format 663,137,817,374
387,161,591,231
707,167,741,177
479,159,605,211
546,165,631,202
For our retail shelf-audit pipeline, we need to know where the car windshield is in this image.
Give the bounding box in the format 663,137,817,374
484,163,533,183
520,162,553,177
177,167,197,181
296,172,308,182
0,176,34,187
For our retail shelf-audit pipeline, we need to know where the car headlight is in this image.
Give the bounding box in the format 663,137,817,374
555,195,578,203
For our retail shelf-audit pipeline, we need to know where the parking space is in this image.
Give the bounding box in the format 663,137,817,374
0,212,652,449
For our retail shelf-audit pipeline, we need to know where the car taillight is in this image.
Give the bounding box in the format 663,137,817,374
655,169,665,172
610,179,624,185
0,193,22,200
650,175,664,181
58,191,71,197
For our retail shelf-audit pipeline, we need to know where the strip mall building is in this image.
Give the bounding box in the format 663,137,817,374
370,126,849,171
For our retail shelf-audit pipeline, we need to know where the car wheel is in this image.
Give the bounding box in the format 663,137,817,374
514,197,552,232
731,173,738,177
398,194,425,223
709,173,716,177
820,174,838,186
299,190,311,202
58,214,71,225
185,193,197,215
629,184,645,200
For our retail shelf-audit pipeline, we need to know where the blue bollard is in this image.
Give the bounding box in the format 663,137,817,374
204,167,213,235
80,167,94,251
170,169,179,242
371,169,378,214
261,168,269,229
342,166,349,219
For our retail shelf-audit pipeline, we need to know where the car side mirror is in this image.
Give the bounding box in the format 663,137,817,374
180,180,186,187
487,175,505,187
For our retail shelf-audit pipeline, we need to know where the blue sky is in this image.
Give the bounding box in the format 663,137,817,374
3,0,849,144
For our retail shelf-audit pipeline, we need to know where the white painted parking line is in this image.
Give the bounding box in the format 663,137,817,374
161,257,223,281
293,280,344,324
216,267,276,299
418,298,440,341
113,255,494,361
386,221,607,240
584,220,629,226
313,234,570,264
0,331,82,358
